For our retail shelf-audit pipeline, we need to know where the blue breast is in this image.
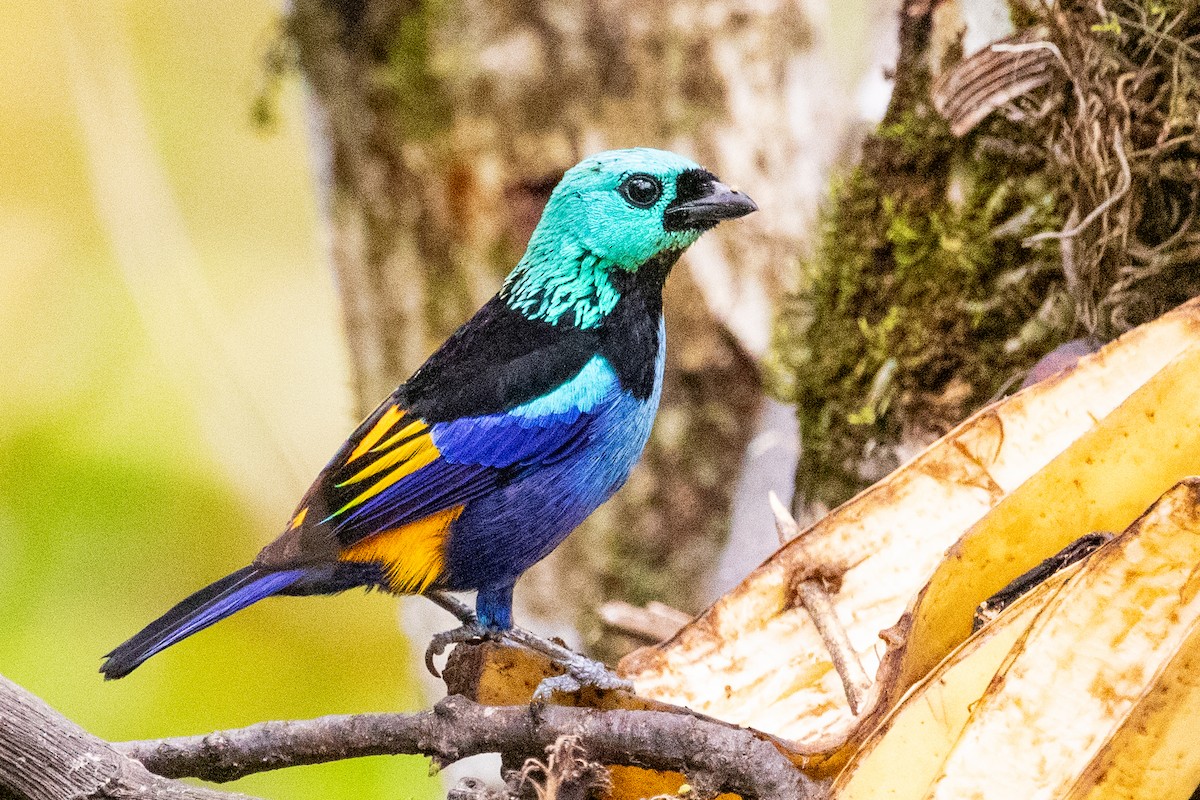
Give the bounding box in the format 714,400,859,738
435,319,666,592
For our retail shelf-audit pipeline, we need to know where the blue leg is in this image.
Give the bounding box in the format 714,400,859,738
423,586,514,677
475,584,514,631
423,585,632,701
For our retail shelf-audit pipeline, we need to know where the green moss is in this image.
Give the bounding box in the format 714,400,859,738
770,107,1066,508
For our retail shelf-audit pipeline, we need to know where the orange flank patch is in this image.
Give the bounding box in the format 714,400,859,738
287,507,308,530
339,505,464,592
347,405,406,464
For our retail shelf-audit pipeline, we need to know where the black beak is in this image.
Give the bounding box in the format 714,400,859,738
663,180,758,231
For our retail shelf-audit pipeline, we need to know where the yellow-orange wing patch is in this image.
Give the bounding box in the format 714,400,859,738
287,506,309,530
346,404,406,464
339,504,464,592
329,428,440,518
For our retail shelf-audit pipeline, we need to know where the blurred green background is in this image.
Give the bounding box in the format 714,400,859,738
0,1,439,797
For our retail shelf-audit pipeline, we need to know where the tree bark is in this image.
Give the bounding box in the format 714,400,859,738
0,672,811,800
0,675,253,800
118,695,811,799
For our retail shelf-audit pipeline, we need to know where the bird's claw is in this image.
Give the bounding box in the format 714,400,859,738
424,623,493,678
423,614,633,701
531,653,634,702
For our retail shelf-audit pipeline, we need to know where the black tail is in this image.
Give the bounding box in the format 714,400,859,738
100,566,304,679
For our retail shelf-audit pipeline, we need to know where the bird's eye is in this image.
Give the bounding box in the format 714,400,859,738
619,174,663,208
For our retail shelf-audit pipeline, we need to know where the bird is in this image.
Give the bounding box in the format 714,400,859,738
100,148,757,694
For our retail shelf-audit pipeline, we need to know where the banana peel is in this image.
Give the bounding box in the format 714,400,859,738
451,297,1200,795
1065,621,1200,800
874,340,1200,720
834,479,1200,800
618,298,1200,767
830,562,1080,800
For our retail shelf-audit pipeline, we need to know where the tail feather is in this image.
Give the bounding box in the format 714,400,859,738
100,566,305,679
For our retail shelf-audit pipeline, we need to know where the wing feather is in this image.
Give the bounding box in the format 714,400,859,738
270,315,623,583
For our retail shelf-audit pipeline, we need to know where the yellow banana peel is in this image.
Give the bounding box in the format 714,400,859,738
1064,619,1200,800
877,341,1200,718
834,479,1200,799
830,564,1079,800
619,298,1200,763
454,297,1200,798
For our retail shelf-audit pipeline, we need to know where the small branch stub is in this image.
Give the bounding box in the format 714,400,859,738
597,600,691,644
769,490,873,714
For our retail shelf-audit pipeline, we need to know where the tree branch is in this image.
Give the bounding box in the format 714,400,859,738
117,695,811,799
0,666,811,798
0,674,253,800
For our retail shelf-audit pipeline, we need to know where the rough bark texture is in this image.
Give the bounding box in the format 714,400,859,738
0,675,252,800
771,0,1200,516
770,0,1069,511
0,670,812,800
287,0,831,652
118,695,811,799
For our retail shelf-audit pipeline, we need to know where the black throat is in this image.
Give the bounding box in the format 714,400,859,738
598,248,680,399
401,249,679,421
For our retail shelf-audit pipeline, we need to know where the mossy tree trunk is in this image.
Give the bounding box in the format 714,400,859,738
771,0,1200,514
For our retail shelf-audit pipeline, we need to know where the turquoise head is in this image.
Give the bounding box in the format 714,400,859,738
503,148,757,328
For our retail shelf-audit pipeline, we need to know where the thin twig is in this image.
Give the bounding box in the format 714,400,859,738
427,589,476,622
424,591,631,693
117,695,812,800
597,600,691,644
769,491,872,714
992,40,1068,66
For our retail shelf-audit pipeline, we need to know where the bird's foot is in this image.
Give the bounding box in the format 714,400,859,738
423,592,632,699
530,651,633,703
424,622,495,678
500,626,633,702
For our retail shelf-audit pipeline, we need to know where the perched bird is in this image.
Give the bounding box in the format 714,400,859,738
101,148,757,691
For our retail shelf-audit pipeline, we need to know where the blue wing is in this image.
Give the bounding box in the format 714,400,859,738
263,354,623,592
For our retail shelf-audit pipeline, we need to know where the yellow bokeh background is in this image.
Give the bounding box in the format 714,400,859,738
0,1,439,797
